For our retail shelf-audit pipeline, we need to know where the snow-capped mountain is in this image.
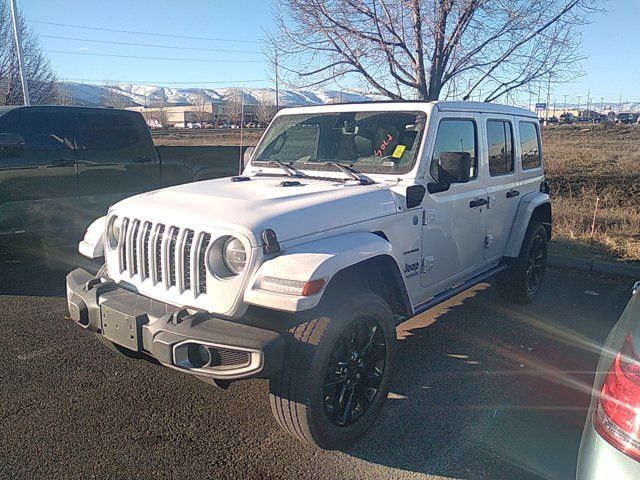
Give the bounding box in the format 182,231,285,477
57,82,373,107
56,82,640,112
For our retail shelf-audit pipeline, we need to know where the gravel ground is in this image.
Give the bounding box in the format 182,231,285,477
0,244,633,479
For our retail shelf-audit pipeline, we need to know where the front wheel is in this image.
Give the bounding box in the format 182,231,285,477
497,222,548,304
269,292,397,449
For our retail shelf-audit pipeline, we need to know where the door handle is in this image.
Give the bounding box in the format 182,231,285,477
49,158,75,167
132,156,152,164
506,189,520,198
469,198,489,208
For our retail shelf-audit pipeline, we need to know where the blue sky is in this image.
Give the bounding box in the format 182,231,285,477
18,0,639,103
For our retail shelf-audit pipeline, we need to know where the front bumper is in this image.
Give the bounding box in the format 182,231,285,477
66,268,284,380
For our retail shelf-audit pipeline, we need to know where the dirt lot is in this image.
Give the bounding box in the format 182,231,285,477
152,124,640,262
152,128,264,146
543,124,640,262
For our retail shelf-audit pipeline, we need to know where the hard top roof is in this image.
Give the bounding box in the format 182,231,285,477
277,100,536,118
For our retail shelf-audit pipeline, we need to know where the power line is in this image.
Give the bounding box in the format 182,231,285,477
61,78,270,85
39,34,263,54
28,19,263,44
45,50,263,63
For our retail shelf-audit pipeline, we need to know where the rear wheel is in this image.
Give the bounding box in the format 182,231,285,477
497,222,548,304
269,292,397,449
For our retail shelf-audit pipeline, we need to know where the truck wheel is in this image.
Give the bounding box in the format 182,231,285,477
269,292,397,450
498,222,548,304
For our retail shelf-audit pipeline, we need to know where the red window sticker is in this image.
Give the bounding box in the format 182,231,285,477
374,133,394,156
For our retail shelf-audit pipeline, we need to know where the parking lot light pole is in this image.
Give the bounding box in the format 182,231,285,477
9,0,30,106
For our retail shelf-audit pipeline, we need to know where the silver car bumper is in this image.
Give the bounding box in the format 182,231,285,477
577,414,640,480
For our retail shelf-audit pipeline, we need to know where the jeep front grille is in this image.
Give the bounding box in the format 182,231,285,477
117,218,209,296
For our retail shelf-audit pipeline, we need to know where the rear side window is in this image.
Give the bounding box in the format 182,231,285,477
3,111,78,151
79,113,140,150
430,119,477,182
519,122,541,170
487,120,514,176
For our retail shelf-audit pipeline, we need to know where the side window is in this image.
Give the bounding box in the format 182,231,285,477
79,113,139,150
519,122,541,170
4,111,77,151
487,120,514,176
430,119,477,183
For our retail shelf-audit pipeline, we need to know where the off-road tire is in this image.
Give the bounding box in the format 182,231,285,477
269,292,397,450
497,222,548,304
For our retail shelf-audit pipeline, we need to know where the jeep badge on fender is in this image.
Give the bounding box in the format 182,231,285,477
66,101,550,450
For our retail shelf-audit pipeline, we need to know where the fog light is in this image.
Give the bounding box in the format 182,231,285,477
187,343,211,368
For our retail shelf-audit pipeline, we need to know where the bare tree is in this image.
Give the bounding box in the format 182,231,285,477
222,90,245,124
254,91,276,124
102,81,131,109
53,82,78,106
271,0,599,102
0,0,57,105
190,92,213,124
149,99,169,128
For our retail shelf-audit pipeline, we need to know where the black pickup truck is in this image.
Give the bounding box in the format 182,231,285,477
0,105,241,239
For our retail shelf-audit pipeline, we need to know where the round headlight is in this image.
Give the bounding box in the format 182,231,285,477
222,237,246,275
107,215,122,249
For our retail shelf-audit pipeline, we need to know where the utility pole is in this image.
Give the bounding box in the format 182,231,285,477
9,0,30,105
563,94,568,113
618,94,622,113
274,48,280,113
586,89,591,116
600,97,604,112
528,91,533,111
239,90,245,174
545,76,551,120
576,96,581,113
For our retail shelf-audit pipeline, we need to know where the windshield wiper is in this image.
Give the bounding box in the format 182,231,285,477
269,160,305,178
323,162,374,185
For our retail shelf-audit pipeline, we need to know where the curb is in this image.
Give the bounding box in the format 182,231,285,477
548,253,640,279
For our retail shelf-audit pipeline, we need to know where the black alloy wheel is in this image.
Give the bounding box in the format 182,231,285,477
323,317,387,427
525,232,546,295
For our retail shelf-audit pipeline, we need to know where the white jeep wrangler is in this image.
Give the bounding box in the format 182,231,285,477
66,101,551,449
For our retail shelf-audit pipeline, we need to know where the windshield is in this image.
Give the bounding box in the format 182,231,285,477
252,110,427,175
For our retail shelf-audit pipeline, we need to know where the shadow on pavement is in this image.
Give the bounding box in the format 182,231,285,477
0,237,98,297
346,272,631,479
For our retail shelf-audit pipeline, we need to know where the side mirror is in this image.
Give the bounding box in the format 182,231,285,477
436,151,471,184
243,146,255,165
0,133,24,152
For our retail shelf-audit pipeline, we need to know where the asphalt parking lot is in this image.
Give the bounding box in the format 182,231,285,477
0,242,634,480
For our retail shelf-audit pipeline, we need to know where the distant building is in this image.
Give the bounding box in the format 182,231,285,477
126,102,258,127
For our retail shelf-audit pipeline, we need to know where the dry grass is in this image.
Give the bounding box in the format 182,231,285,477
152,129,264,146
543,124,640,262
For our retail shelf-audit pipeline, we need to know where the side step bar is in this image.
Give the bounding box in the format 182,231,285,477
411,264,507,317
